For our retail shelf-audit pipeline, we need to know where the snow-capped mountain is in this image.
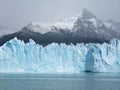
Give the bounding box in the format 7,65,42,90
25,9,102,33
0,9,120,46
22,8,120,40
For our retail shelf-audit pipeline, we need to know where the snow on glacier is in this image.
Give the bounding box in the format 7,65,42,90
0,37,120,73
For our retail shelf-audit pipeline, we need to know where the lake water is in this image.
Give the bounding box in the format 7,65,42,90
0,73,120,90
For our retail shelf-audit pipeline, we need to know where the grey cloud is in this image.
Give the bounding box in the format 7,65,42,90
0,0,120,30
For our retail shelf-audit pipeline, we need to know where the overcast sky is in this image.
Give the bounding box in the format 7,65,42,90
0,0,120,30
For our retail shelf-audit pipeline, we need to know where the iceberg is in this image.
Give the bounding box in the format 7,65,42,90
0,37,120,73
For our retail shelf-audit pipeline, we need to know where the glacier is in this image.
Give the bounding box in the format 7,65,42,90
0,37,120,73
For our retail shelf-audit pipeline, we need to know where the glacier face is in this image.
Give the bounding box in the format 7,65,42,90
0,37,120,73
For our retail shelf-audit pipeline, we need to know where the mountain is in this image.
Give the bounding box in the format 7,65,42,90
0,9,120,46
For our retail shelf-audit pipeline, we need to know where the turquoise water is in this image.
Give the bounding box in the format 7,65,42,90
0,73,120,90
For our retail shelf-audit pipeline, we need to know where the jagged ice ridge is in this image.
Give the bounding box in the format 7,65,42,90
0,37,120,73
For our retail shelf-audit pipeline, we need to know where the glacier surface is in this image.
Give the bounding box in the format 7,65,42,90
0,37,120,73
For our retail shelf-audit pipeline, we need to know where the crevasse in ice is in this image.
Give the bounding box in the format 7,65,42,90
0,37,120,73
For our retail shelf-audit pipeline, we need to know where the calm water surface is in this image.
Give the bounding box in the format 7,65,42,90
0,73,120,90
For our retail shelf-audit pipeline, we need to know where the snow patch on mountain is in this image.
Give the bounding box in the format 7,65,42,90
26,22,53,34
53,16,78,30
24,9,101,34
26,15,80,33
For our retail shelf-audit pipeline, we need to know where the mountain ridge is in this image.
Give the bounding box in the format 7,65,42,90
0,9,120,46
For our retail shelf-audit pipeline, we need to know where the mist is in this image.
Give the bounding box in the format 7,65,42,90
0,0,120,30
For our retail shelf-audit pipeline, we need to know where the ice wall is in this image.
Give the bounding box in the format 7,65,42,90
0,37,120,73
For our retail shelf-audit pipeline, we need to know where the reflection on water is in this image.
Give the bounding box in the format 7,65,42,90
0,73,120,90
